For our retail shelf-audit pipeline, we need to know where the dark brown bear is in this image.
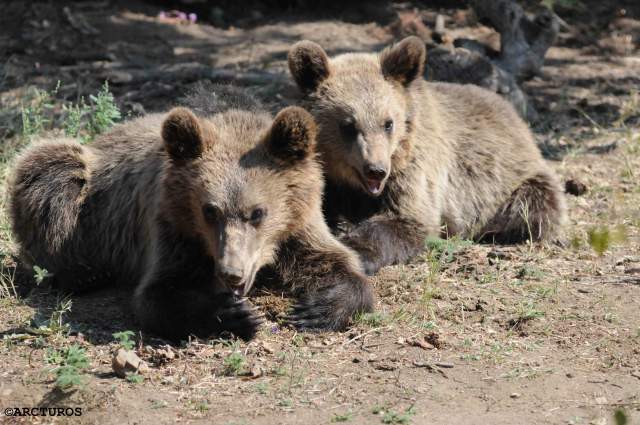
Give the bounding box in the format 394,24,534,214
8,96,373,340
288,36,567,275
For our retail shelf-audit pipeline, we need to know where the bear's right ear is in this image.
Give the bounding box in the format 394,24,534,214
265,107,317,166
288,40,331,93
162,107,204,161
380,36,426,87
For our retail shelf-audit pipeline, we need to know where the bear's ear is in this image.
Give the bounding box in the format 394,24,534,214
162,107,205,161
265,107,317,165
288,40,331,93
380,36,426,87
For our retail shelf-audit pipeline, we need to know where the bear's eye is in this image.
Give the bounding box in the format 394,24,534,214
202,203,220,223
249,207,266,226
384,119,394,133
339,119,358,141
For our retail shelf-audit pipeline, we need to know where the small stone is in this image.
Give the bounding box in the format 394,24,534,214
261,342,275,354
248,365,263,379
565,179,588,196
155,346,176,362
510,392,521,399
488,249,512,261
112,348,149,378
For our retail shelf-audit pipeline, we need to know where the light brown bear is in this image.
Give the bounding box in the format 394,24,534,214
8,93,373,340
288,36,567,275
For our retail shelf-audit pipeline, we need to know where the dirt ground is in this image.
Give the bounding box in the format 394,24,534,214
0,1,639,424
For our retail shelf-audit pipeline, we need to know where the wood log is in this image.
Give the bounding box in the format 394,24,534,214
473,0,558,81
424,0,558,122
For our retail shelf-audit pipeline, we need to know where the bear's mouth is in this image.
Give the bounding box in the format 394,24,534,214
220,263,258,297
356,169,387,197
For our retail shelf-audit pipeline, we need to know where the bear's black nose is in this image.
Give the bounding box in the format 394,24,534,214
363,164,387,181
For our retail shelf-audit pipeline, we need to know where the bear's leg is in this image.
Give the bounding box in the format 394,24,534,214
277,221,375,330
133,277,263,341
9,140,92,255
340,215,428,275
478,172,566,243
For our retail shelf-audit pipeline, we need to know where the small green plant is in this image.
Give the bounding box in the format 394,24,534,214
614,409,628,425
381,406,416,424
516,265,545,280
63,97,91,142
45,344,90,390
354,311,387,327
587,225,627,256
48,297,73,335
254,382,269,394
33,265,52,285
277,398,293,408
126,372,144,384
89,81,121,136
192,401,209,413
20,80,120,144
332,411,353,422
223,351,245,376
112,330,136,350
511,301,545,328
21,82,59,140
424,236,472,263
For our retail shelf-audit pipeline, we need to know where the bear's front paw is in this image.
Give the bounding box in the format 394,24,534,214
212,296,264,340
286,281,374,331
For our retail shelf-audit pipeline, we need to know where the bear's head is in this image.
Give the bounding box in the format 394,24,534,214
288,36,426,197
160,106,321,296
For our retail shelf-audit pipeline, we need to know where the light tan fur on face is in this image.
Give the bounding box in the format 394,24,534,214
302,53,413,196
159,108,325,294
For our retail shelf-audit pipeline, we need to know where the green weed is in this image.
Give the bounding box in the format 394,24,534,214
126,373,144,384
88,81,121,137
112,330,136,350
45,344,90,390
19,81,120,144
381,406,416,424
33,265,52,285
20,82,59,141
223,351,245,376
332,411,353,422
614,409,628,425
354,311,387,327
424,236,472,264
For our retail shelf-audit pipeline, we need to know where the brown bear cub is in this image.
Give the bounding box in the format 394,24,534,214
288,36,567,275
8,89,373,341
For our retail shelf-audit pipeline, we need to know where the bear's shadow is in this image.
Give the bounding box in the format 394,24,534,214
3,263,292,347
5,275,137,346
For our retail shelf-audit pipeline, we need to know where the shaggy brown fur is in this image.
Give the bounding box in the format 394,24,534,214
288,36,567,275
9,99,373,340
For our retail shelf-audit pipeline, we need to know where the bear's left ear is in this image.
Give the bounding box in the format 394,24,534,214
162,107,205,161
380,36,426,87
265,107,317,165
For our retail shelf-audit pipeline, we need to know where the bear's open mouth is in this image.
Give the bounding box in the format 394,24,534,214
221,263,258,297
356,169,387,196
